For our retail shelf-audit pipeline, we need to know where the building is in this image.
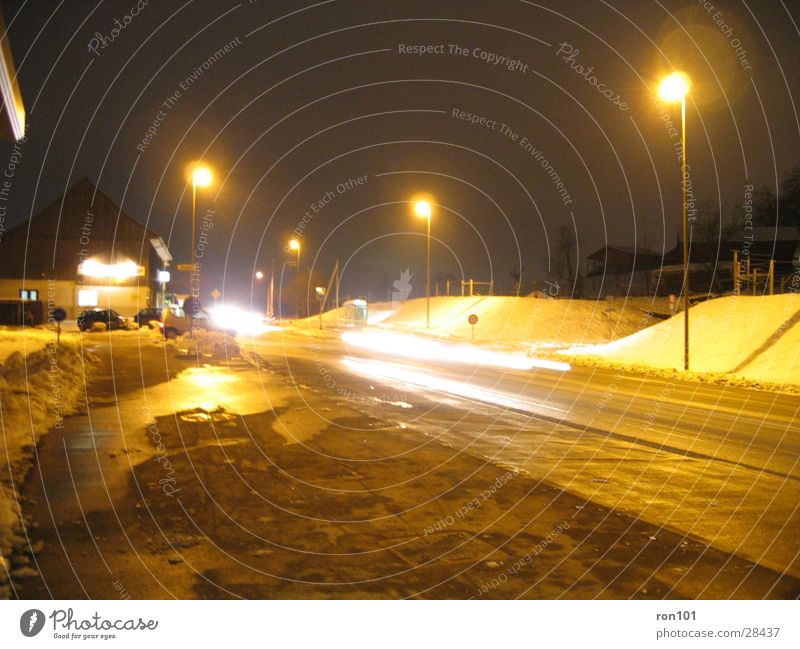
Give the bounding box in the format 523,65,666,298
655,227,800,296
584,245,663,298
0,178,171,320
0,7,25,141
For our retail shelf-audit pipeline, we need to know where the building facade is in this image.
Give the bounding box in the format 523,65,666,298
0,178,171,320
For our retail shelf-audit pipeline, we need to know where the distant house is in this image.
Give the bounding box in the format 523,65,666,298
0,178,172,320
656,227,800,296
584,245,663,298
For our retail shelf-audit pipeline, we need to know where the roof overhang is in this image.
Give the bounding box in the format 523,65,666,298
149,236,173,265
0,10,25,141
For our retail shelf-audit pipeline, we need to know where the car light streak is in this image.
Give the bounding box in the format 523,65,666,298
208,305,281,336
342,330,570,371
342,357,567,415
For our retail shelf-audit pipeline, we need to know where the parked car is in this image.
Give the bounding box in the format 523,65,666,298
161,306,212,339
134,307,163,328
77,308,129,332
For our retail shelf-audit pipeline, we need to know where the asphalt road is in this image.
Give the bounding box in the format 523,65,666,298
9,329,799,599
243,330,800,580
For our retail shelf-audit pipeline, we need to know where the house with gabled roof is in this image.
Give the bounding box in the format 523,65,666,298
0,177,171,321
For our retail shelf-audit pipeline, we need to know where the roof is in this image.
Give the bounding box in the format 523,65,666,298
0,177,167,280
0,8,25,140
4,176,159,240
586,245,662,261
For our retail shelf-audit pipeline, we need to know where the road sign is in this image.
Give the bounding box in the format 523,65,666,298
211,288,222,301
52,307,67,345
176,263,197,272
468,313,478,341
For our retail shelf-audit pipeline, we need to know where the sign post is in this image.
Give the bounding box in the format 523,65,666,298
52,307,67,346
211,288,222,305
468,313,478,341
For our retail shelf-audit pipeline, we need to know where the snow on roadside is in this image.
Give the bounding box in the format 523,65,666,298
0,332,94,596
291,295,663,349
562,294,800,390
167,329,240,358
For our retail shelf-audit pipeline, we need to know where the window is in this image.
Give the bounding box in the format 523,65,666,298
19,289,39,301
78,289,99,307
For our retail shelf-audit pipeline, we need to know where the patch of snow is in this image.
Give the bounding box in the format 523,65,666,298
563,294,800,388
0,334,94,596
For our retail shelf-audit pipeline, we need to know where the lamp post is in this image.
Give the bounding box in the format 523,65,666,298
289,238,301,273
187,164,212,336
288,238,301,318
413,199,432,329
658,71,691,371
190,165,213,275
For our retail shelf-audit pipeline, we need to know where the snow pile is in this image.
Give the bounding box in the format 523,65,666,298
167,329,240,358
563,294,800,387
0,327,59,363
379,296,659,347
292,296,661,348
0,337,93,594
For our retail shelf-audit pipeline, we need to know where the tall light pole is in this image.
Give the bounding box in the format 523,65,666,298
414,199,432,329
187,163,212,335
658,71,691,371
190,164,213,275
288,238,301,318
289,238,301,273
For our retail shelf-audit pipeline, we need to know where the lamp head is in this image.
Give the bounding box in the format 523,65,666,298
414,200,432,219
658,72,691,102
192,165,213,187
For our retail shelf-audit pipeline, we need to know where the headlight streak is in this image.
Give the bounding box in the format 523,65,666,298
341,330,571,372
341,357,567,416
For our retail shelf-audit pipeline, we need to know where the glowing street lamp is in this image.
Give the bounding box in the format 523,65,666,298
255,270,264,280
288,238,301,273
658,71,691,371
189,162,213,273
413,199,433,329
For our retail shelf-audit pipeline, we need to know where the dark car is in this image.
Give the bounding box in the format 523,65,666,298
77,308,128,332
133,307,163,327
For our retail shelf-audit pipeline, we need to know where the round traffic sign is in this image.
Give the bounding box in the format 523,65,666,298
51,307,67,322
468,314,478,325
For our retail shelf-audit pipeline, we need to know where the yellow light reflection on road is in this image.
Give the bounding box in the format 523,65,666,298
342,357,567,415
342,330,571,372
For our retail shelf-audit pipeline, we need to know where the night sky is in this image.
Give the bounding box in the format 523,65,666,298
1,0,798,305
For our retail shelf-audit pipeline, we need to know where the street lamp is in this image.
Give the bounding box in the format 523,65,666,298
189,163,213,274
186,163,213,335
413,199,432,329
658,71,691,371
288,238,301,273
255,270,264,280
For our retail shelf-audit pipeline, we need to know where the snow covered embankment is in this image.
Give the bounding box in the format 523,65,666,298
0,338,91,596
563,294,800,390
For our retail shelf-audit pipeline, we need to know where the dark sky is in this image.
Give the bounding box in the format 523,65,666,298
1,0,799,304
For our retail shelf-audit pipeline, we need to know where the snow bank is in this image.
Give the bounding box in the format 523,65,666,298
564,294,800,387
0,327,59,363
167,329,240,358
292,296,661,348
0,335,93,595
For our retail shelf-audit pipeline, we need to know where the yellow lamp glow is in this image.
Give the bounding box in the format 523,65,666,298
79,258,141,281
255,270,264,280
192,165,213,187
414,200,432,219
658,72,691,102
289,238,300,251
